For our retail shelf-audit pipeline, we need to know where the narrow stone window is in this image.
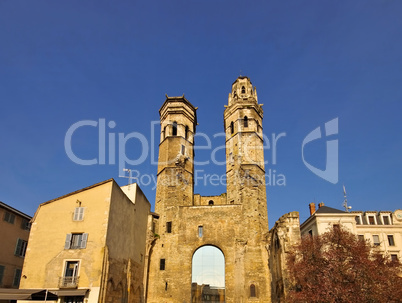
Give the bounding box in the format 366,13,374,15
165,282,168,291
244,116,248,127
241,86,246,94
166,221,172,233
208,200,214,206
250,284,256,297
172,121,177,136
160,259,165,270
198,226,203,237
230,122,234,134
181,145,185,155
308,230,313,237
185,125,189,140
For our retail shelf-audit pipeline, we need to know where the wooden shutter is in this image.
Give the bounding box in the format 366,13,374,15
15,239,22,256
13,268,22,287
64,234,72,249
80,233,88,248
0,265,5,284
73,207,85,221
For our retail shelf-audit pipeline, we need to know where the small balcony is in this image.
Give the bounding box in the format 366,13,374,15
59,276,79,288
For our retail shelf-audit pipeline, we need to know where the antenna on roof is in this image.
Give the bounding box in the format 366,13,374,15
343,185,352,212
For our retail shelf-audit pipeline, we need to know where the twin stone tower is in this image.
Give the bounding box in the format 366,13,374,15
145,77,290,303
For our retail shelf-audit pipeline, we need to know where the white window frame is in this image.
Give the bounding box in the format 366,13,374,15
61,259,81,288
355,214,363,225
366,214,377,225
372,235,380,246
381,214,392,225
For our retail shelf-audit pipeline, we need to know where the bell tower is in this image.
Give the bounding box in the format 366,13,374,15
224,76,268,228
155,95,197,212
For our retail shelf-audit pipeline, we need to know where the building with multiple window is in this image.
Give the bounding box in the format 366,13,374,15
300,202,402,261
18,179,150,303
0,201,31,293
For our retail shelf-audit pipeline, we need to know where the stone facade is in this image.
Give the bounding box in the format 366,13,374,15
146,77,273,303
268,212,300,303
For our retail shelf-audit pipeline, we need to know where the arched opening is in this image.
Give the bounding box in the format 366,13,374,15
208,200,214,206
241,86,246,94
230,121,234,134
250,284,256,297
244,116,248,127
191,245,225,302
172,121,178,136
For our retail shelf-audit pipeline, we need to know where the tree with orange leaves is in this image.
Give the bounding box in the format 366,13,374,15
286,226,402,303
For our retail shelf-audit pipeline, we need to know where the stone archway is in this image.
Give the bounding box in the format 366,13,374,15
191,245,225,302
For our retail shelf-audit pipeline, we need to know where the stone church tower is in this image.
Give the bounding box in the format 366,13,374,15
145,77,271,303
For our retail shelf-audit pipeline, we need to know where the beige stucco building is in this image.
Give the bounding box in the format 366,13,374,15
301,202,402,262
18,179,150,303
0,201,31,293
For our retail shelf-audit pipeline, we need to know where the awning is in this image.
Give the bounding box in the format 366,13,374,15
0,289,58,300
52,289,88,296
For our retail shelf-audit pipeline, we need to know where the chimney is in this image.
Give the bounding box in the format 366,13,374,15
318,202,325,208
309,202,316,215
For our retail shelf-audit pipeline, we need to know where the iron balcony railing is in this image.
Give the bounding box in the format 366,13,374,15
59,276,79,288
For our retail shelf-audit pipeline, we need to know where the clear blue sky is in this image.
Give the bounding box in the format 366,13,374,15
1,0,401,227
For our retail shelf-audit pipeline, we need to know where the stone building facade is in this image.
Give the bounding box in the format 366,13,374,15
301,202,402,262
146,77,275,303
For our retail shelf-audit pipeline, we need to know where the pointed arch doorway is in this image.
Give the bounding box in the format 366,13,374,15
191,245,225,302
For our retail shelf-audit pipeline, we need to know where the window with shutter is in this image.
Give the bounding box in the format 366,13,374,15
15,239,27,257
65,233,88,249
13,268,22,287
4,212,15,224
73,207,85,221
0,265,5,286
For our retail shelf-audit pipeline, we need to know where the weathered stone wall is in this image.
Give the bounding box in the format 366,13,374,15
268,212,301,303
146,202,270,302
147,78,271,302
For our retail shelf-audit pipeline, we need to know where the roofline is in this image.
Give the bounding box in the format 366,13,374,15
300,212,355,229
0,201,32,220
232,76,251,85
159,95,197,114
31,179,115,222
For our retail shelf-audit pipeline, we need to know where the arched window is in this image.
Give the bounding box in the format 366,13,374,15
250,284,256,297
172,121,177,136
185,125,189,140
244,116,248,127
208,200,214,206
230,121,234,134
241,86,246,94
